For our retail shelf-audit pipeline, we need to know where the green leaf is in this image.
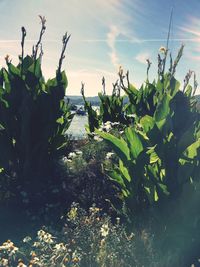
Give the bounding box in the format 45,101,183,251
154,187,159,201
56,116,64,125
140,115,155,133
28,58,42,78
96,129,130,163
147,146,160,163
119,159,131,182
108,169,127,190
8,63,20,76
158,183,169,195
184,139,200,159
125,127,143,159
178,124,196,155
154,94,171,124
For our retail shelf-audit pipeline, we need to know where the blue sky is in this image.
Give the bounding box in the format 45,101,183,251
0,0,200,95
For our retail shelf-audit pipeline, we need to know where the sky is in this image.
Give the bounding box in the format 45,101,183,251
0,0,200,96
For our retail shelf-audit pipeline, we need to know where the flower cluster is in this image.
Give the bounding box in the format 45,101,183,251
0,240,19,257
37,230,54,244
99,121,120,133
0,204,155,266
63,150,83,163
0,240,20,266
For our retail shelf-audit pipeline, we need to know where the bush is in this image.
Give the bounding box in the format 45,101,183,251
0,17,73,204
0,204,156,267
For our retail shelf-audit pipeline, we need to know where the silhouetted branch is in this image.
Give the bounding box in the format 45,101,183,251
146,59,152,81
171,44,184,77
21,26,26,75
193,72,198,96
57,32,71,74
32,15,46,61
102,76,106,95
183,70,193,93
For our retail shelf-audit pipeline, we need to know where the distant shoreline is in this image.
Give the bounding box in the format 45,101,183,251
66,94,200,108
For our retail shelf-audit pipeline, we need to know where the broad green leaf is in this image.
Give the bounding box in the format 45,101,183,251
154,187,159,201
28,58,42,78
125,127,143,159
56,116,64,125
154,94,171,128
23,55,34,70
108,169,127,189
8,63,20,76
0,123,5,130
147,146,160,163
185,85,193,97
169,76,180,95
158,183,169,195
144,186,151,194
96,129,130,163
140,115,155,133
184,139,200,159
119,159,131,182
178,124,196,155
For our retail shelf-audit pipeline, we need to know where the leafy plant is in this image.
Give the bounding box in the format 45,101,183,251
96,46,200,217
0,204,156,267
0,17,73,199
81,77,127,133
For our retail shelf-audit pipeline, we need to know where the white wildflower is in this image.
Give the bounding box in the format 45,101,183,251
37,230,54,244
54,243,66,252
0,258,8,266
106,152,115,160
104,121,112,125
23,236,32,243
8,246,18,256
159,46,167,54
103,121,112,132
94,136,103,142
100,223,109,237
68,152,77,159
17,262,27,267
104,124,112,132
89,206,100,213
33,242,40,247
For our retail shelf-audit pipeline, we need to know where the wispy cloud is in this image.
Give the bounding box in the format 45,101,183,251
107,25,120,69
178,16,200,63
135,52,151,64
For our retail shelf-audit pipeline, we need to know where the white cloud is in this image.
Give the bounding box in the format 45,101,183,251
135,52,151,64
107,25,120,69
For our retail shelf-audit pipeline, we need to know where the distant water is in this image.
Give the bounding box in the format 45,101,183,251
67,114,88,139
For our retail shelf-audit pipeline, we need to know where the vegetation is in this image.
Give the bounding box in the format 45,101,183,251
0,18,200,267
0,17,73,205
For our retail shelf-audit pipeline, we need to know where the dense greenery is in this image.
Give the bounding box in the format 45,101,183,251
0,17,73,202
0,18,200,267
90,46,200,218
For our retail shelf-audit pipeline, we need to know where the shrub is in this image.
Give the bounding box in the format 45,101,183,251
95,46,200,217
0,204,156,267
0,17,73,203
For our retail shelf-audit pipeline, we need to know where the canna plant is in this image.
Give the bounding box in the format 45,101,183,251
0,17,73,198
96,46,200,217
81,77,127,133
